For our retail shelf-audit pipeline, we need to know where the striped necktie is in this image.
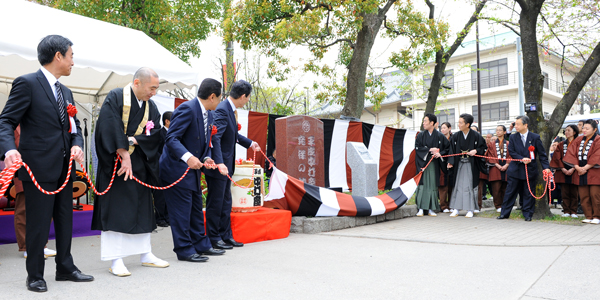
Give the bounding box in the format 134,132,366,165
55,81,66,124
203,111,208,139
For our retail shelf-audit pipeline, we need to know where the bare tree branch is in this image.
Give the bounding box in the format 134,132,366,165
443,0,488,61
514,0,528,10
379,0,398,17
305,38,354,49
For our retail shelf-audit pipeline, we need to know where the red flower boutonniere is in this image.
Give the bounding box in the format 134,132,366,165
209,125,217,147
528,145,535,160
66,104,77,117
237,123,242,131
66,104,77,133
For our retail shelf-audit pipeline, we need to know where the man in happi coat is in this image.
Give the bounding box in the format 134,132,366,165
414,113,449,217
92,67,169,276
447,113,487,218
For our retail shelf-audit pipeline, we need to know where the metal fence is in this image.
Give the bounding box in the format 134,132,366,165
423,71,568,97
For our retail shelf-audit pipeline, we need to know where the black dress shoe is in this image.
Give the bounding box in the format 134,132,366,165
157,220,169,227
525,217,532,222
223,238,244,247
201,248,225,256
177,253,209,262
212,240,233,250
26,278,47,293
55,270,94,282
496,215,508,219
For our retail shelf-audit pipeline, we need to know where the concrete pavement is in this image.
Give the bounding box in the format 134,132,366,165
0,213,597,299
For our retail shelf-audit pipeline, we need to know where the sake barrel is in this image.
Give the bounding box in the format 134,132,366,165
231,164,264,213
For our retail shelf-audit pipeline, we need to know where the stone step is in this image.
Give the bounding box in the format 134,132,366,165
291,201,496,234
291,205,418,234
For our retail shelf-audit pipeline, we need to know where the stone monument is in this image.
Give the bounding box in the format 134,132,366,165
276,115,324,187
347,142,378,197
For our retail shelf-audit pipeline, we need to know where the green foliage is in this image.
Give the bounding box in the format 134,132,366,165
37,0,221,63
224,0,447,112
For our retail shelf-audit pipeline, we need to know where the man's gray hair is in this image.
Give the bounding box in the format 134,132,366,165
516,115,530,125
133,67,158,83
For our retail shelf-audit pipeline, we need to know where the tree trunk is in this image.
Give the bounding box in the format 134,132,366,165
517,0,552,219
341,13,384,120
423,0,487,128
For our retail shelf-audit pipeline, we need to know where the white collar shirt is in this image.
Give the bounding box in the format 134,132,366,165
228,98,236,112
40,66,58,100
132,89,143,108
521,131,529,143
198,98,207,115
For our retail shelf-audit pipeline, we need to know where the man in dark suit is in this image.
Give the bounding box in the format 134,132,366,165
204,80,261,250
154,111,172,227
0,35,94,292
498,115,551,221
159,79,225,262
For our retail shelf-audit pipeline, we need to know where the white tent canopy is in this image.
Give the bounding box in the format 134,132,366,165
0,0,199,104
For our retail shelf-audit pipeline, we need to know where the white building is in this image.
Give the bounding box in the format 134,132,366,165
354,31,579,134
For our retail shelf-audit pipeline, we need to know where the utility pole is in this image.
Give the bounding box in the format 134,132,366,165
476,19,482,130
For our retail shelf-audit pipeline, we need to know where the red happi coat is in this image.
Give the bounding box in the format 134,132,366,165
486,138,512,182
563,135,600,186
550,140,579,185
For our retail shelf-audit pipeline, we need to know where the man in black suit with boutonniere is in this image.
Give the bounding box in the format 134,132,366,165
498,115,550,222
0,35,94,293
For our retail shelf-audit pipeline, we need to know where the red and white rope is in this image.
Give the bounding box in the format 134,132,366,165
419,153,556,203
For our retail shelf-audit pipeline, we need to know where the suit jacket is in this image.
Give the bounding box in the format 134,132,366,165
204,100,252,179
507,131,550,180
0,69,83,182
159,98,212,192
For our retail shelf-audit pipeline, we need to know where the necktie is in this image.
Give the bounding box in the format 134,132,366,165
55,81,66,124
203,111,208,139
234,110,238,123
522,134,526,147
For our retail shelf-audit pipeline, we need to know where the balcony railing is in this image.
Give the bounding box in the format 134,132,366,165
545,77,568,94
421,71,568,98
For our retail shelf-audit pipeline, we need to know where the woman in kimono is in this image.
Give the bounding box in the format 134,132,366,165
439,122,453,213
447,114,487,218
414,114,450,217
551,125,579,218
564,120,600,224
486,125,512,213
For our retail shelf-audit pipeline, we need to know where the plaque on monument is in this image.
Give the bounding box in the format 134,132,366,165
275,115,325,187
347,142,378,197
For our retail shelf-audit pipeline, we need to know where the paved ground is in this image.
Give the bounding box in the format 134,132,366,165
0,212,597,299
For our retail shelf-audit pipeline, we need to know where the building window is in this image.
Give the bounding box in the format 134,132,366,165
424,70,454,93
436,108,455,126
543,72,549,89
472,101,509,122
471,59,508,90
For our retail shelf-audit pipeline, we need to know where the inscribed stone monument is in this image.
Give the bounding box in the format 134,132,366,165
276,116,324,187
